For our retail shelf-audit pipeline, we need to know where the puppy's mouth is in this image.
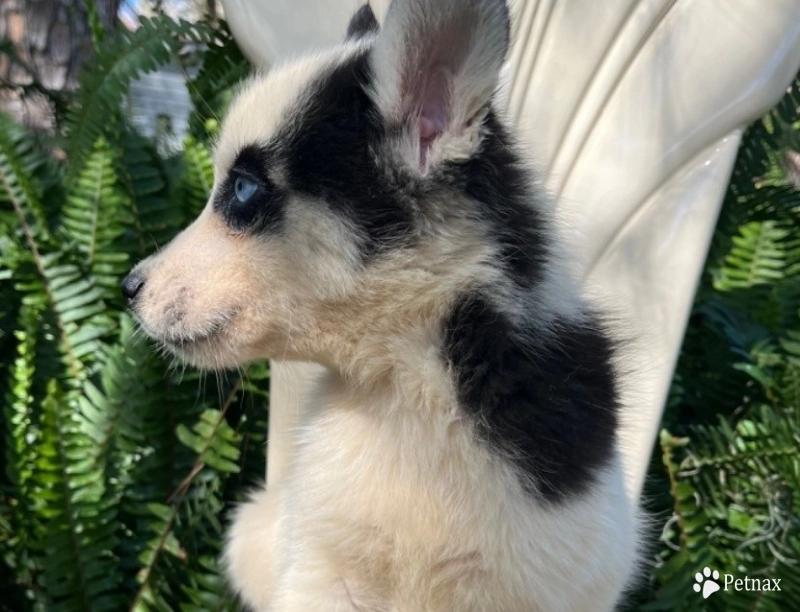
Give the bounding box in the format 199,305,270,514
138,310,238,354
162,323,225,350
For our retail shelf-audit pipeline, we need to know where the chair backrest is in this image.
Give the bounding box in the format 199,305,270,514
220,0,800,498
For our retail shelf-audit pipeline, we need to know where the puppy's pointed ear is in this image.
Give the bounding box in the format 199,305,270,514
346,3,380,41
370,0,510,175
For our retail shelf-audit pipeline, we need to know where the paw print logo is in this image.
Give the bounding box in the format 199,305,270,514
694,567,721,599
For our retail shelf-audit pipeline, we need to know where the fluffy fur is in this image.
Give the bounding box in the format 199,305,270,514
123,0,640,609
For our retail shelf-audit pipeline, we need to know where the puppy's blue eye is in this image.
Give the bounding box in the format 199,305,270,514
234,175,258,203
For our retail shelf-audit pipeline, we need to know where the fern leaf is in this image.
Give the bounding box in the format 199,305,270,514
647,406,800,611
182,137,214,216
82,0,107,49
128,373,253,610
0,114,51,243
62,137,132,301
179,555,239,612
3,306,39,492
186,22,250,138
34,380,124,612
0,17,273,611
41,252,116,376
714,221,789,291
121,129,186,251
0,304,45,607
66,17,218,175
0,118,112,381
176,409,241,474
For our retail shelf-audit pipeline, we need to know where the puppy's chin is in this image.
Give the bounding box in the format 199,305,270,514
161,337,240,371
133,307,251,369
160,327,293,371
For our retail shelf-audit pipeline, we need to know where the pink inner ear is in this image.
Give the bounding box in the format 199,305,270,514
418,115,442,141
414,66,451,172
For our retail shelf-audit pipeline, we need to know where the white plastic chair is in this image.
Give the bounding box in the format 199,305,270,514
220,0,800,499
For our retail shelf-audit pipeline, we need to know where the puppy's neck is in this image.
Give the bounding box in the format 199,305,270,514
310,290,454,405
291,225,499,391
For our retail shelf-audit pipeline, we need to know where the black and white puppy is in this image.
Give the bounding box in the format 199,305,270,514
124,0,640,609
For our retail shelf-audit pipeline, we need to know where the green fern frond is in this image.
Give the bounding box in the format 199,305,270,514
713,221,789,291
1,14,271,611
0,114,51,243
66,17,218,175
74,316,159,479
0,118,114,382
38,252,116,375
177,408,242,475
62,137,132,301
179,555,239,612
34,380,124,612
120,129,186,251
646,406,800,611
1,304,44,604
82,0,107,49
4,305,41,493
131,402,242,609
186,22,250,138
182,137,214,216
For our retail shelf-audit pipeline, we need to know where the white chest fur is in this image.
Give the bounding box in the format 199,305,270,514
226,372,639,611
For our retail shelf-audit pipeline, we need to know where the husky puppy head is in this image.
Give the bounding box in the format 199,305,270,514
123,0,546,375
124,0,621,505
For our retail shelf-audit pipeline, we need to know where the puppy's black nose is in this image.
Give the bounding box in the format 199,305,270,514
121,272,145,302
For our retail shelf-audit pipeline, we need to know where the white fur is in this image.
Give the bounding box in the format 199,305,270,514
227,367,639,611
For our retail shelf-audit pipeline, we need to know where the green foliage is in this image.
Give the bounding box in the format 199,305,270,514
62,137,132,300
184,22,249,139
639,76,800,611
2,4,799,611
182,136,215,217
64,17,220,178
0,12,256,611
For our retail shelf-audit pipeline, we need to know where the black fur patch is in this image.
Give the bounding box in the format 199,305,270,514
346,4,379,41
447,113,549,289
214,145,286,234
280,52,414,258
443,292,618,502
265,50,547,274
